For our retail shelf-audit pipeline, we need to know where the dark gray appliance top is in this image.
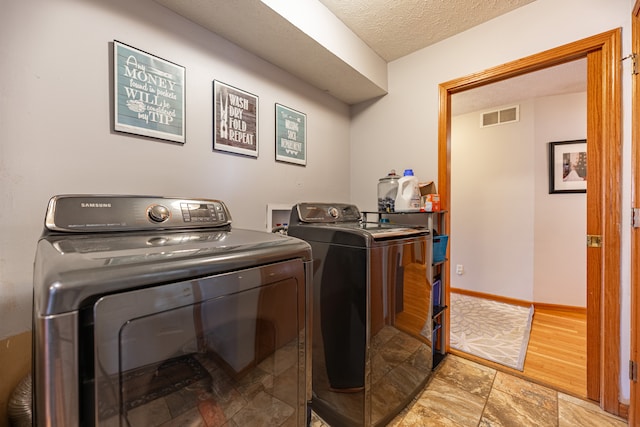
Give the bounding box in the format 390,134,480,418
34,195,312,316
43,195,233,233
288,202,429,246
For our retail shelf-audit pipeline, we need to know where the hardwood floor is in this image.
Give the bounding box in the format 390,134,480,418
396,281,588,399
450,305,587,399
523,306,587,397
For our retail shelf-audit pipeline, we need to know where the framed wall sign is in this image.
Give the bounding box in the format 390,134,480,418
213,80,258,157
113,41,185,143
548,139,587,193
275,104,307,166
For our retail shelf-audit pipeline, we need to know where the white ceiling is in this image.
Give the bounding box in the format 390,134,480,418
318,0,586,113
451,58,587,115
153,0,586,109
318,0,537,62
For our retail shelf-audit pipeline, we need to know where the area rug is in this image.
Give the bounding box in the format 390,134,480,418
449,293,534,371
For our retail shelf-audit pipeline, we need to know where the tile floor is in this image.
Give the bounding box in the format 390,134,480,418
103,340,304,426
312,325,433,427
311,354,628,427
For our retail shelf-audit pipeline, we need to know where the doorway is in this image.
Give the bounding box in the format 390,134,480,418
448,59,587,397
438,29,622,414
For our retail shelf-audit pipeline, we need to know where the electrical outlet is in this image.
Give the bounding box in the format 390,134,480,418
456,264,464,275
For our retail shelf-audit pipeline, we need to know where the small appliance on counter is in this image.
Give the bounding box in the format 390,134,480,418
377,170,400,212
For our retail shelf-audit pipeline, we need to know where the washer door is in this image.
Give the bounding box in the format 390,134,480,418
88,259,307,427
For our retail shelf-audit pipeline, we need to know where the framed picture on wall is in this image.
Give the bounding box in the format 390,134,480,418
275,103,307,166
548,139,587,193
113,41,185,143
213,80,259,157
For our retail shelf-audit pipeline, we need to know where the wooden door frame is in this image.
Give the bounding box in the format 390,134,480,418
438,29,622,413
630,3,640,425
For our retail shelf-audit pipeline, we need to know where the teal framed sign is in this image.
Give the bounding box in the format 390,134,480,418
275,103,306,166
113,41,185,143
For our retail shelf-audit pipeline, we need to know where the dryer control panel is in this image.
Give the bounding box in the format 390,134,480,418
44,195,232,232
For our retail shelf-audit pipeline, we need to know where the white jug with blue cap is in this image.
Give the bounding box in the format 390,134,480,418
395,169,421,212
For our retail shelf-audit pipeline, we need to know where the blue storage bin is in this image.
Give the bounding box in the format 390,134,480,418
432,235,448,263
432,279,442,308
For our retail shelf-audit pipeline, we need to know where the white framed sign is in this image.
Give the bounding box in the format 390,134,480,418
213,80,258,157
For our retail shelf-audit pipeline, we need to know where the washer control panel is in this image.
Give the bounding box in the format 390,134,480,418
44,195,232,232
294,202,361,223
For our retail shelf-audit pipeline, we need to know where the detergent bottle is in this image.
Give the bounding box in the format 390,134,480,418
395,169,421,212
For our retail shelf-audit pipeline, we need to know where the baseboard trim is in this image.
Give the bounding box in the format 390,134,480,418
534,301,587,315
450,288,586,314
618,402,629,420
450,288,531,307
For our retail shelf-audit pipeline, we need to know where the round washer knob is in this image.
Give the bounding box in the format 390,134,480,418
328,207,339,219
148,204,170,223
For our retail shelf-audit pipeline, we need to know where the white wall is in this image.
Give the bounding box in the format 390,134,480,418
0,0,352,339
349,0,631,400
534,92,587,306
350,0,629,211
450,100,536,302
450,93,587,307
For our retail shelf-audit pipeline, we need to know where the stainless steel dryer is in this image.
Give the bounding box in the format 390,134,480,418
32,195,312,427
287,202,435,427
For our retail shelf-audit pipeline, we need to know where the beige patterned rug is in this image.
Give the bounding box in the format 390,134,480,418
450,293,534,371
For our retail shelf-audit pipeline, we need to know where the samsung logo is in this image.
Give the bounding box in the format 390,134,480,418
81,203,112,208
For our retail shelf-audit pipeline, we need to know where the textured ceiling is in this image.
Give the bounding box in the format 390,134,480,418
318,0,537,61
313,0,586,112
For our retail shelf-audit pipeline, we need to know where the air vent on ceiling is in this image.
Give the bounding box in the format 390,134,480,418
480,105,519,128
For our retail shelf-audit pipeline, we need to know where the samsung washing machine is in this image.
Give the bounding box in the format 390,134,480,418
287,202,435,427
32,195,312,427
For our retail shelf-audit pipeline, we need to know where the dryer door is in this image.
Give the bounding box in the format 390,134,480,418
87,259,307,427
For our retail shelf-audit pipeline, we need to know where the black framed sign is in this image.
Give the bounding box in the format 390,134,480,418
213,80,258,157
113,41,185,143
548,139,587,193
275,103,307,166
